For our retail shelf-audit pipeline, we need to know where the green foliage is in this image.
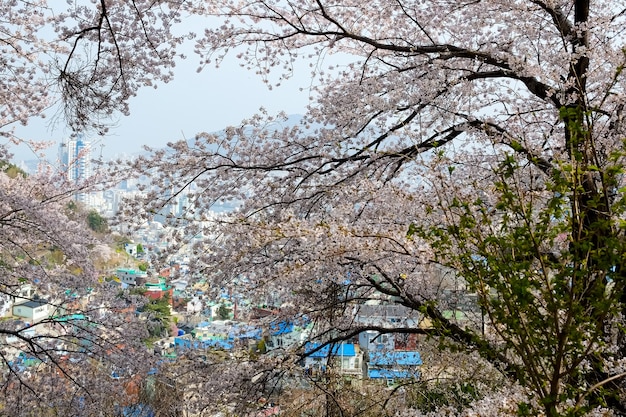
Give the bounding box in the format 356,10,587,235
406,382,482,413
0,161,27,178
87,210,108,233
417,137,626,415
130,286,147,296
217,303,232,320
138,262,148,272
140,294,172,339
66,200,77,212
114,235,133,252
136,244,144,254
143,297,171,317
256,338,266,354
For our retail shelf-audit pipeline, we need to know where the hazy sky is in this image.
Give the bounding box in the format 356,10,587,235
10,46,314,164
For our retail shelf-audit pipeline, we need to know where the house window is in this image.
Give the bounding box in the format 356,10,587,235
369,333,388,344
396,334,409,349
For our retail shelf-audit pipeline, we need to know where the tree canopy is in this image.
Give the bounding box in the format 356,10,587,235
126,1,626,416
87,209,109,233
3,0,626,416
0,1,185,414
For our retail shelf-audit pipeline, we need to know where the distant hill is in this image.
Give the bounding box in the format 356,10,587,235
10,115,309,171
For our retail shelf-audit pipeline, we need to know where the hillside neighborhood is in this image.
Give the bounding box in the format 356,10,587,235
1,236,485,409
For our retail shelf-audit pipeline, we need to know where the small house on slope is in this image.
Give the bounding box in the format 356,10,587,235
12,299,52,322
304,343,363,377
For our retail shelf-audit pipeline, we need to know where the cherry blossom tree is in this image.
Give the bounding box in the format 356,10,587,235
1,0,186,146
128,1,626,416
0,1,189,414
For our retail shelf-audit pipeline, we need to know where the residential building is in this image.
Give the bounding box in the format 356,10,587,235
353,304,422,328
304,343,363,377
367,351,422,381
355,304,424,353
265,320,311,351
144,277,173,302
12,299,52,322
115,268,148,286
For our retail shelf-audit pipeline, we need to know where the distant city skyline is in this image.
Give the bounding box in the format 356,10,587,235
8,48,315,165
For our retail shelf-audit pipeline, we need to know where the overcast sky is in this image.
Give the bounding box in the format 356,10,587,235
10,47,314,164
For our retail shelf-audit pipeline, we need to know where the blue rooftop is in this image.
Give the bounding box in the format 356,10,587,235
174,337,233,351
270,321,294,335
53,314,86,322
229,325,262,340
369,351,422,366
305,343,356,358
368,369,420,379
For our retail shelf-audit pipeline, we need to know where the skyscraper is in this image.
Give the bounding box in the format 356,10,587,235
59,133,92,182
59,134,92,204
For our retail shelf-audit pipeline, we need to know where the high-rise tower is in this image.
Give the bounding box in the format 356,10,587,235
59,134,92,204
59,133,91,181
